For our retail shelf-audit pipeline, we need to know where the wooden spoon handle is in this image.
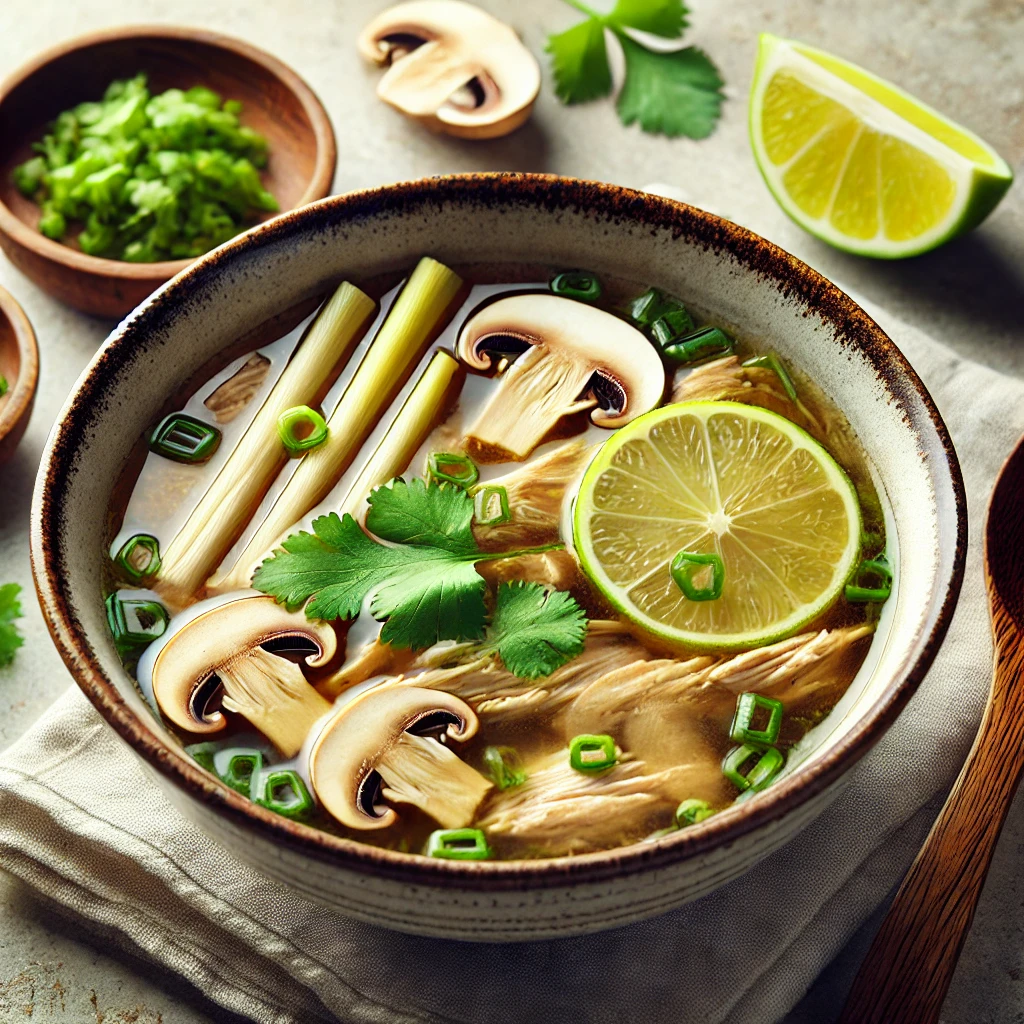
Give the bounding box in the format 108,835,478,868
839,640,1024,1024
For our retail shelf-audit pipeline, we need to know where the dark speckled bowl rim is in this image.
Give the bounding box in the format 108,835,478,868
31,173,967,891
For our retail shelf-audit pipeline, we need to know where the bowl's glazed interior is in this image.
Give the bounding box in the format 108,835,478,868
30,175,965,937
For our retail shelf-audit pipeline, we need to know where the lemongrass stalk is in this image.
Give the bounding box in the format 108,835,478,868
338,350,464,520
216,258,463,591
156,282,376,607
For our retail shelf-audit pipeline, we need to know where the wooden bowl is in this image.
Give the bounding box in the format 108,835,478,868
0,26,337,319
0,284,38,464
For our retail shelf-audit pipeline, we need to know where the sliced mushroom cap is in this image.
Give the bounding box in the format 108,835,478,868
310,683,490,830
151,594,337,736
358,0,541,139
455,293,666,458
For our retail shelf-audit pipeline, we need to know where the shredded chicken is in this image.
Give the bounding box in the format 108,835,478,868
473,441,592,551
564,626,872,728
203,353,272,423
672,355,870,473
479,753,695,854
403,620,649,724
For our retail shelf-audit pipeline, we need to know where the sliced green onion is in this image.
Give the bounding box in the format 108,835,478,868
671,550,724,601
0,376,7,397
663,326,734,366
675,798,715,827
105,592,168,657
149,413,222,463
426,827,492,860
252,768,315,820
213,747,264,798
729,692,784,749
722,744,785,792
483,745,526,790
184,741,219,773
114,534,161,581
651,307,696,349
550,270,602,302
569,733,617,772
277,405,328,454
742,352,798,401
428,451,479,488
473,485,511,526
625,288,693,335
845,552,893,603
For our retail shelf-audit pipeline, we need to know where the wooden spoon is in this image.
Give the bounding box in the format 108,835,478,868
839,437,1024,1024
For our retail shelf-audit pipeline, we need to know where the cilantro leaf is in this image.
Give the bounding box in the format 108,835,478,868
484,582,587,679
366,477,477,555
372,558,488,650
252,513,389,618
615,38,724,138
0,583,24,668
253,511,487,646
608,0,688,38
546,18,613,104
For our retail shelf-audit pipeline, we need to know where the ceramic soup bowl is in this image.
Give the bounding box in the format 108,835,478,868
31,174,965,941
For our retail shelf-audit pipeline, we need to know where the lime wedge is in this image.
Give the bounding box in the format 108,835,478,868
573,402,862,650
750,34,1013,258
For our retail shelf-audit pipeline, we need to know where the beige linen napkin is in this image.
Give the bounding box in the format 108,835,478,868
0,296,1015,1024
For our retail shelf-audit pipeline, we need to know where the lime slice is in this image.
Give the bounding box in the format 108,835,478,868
573,401,862,650
750,34,1013,258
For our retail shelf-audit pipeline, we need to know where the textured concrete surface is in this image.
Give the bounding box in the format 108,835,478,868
0,0,1022,1021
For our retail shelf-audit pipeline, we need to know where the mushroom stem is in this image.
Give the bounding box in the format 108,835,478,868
218,648,332,758
466,345,597,460
378,731,492,829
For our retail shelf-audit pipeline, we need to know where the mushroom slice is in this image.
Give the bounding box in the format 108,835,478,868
456,294,666,460
151,595,336,758
310,684,491,831
358,0,541,139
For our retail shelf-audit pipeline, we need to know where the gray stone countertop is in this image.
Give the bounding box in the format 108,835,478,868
0,0,1021,1020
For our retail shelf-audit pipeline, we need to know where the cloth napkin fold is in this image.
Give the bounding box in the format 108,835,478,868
0,296,1018,1024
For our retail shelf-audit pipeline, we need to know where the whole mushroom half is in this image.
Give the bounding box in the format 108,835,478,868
456,293,667,460
149,595,336,758
358,0,541,139
310,684,492,830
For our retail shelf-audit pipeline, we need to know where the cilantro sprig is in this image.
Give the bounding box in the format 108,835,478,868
252,478,581,665
547,0,724,138
480,582,587,679
0,583,24,667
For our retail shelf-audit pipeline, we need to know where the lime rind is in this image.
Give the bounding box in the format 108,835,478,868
573,401,863,651
750,34,1013,259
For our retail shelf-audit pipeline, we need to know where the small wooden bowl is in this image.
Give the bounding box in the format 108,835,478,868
0,26,337,319
0,285,39,464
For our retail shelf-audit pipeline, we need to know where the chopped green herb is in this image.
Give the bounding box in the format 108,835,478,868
114,534,161,581
426,827,493,860
675,798,715,826
483,746,527,790
569,733,618,772
0,583,24,667
473,485,511,526
671,550,724,601
846,552,893,603
427,451,479,488
252,768,315,821
252,477,564,651
550,270,602,302
277,405,328,455
481,581,586,679
545,0,724,139
213,747,264,799
12,74,277,262
0,376,8,398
